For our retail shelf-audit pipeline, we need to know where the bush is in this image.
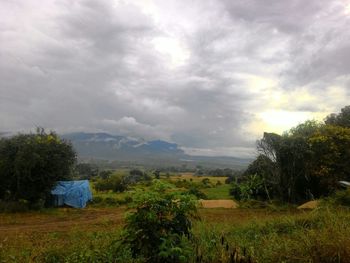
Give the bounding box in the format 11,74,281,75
187,187,207,199
229,174,269,201
0,199,29,212
325,189,350,207
119,180,198,263
94,175,127,193
0,128,76,204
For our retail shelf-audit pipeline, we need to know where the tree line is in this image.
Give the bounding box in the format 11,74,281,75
232,106,350,203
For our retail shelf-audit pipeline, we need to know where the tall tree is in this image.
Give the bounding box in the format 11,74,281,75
0,129,76,203
308,125,350,196
325,105,350,127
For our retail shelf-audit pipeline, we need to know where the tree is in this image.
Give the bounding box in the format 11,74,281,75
94,174,127,192
0,129,76,204
230,174,267,201
75,163,99,179
325,105,350,127
308,125,350,196
153,169,160,179
247,116,350,203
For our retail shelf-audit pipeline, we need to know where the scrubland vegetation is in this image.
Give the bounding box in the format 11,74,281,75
2,106,350,262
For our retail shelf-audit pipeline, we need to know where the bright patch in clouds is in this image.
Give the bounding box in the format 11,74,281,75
345,2,350,14
152,37,190,67
258,110,325,134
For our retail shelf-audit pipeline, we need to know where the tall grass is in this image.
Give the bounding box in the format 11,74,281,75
1,206,350,262
193,206,350,262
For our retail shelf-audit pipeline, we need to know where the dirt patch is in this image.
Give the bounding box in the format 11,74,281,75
0,207,125,234
200,199,238,208
180,172,195,178
297,200,319,209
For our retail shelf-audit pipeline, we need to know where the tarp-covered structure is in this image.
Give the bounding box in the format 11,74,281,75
51,180,92,208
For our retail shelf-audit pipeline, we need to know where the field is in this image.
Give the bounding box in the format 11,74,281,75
0,207,299,262
1,205,350,262
1,174,350,262
169,173,228,184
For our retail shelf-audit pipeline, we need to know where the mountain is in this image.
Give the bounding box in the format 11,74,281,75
61,132,251,169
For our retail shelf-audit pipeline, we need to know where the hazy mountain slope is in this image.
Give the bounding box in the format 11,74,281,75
62,132,251,169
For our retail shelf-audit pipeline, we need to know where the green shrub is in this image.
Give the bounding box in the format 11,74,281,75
119,180,198,263
0,199,29,212
0,129,76,204
186,187,207,199
229,174,269,201
330,189,350,206
94,175,127,192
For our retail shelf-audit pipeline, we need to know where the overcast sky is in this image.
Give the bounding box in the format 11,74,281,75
1,0,350,157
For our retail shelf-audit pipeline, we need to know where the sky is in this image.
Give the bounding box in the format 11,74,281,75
1,0,350,158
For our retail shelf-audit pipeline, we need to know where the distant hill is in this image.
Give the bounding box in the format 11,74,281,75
61,132,252,169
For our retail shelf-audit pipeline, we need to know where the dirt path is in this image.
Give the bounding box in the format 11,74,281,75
0,206,298,235
0,207,126,234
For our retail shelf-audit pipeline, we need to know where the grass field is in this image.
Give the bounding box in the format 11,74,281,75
0,207,296,262
2,176,350,262
170,172,228,184
202,184,232,199
1,205,350,262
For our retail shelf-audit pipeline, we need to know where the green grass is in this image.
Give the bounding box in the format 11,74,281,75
3,178,350,262
194,206,350,262
1,205,350,262
202,184,232,199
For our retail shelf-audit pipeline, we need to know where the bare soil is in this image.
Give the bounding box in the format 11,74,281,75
200,199,238,208
0,207,125,234
297,200,319,209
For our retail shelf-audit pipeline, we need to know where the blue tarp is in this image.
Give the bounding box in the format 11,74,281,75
51,180,92,208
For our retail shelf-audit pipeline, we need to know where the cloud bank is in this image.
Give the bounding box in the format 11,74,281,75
1,0,350,157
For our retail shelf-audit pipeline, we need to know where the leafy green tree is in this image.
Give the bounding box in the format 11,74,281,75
99,170,113,179
308,125,350,196
94,174,127,192
325,105,350,127
153,169,160,179
120,180,198,263
0,129,76,204
230,174,268,201
75,163,99,179
254,121,324,202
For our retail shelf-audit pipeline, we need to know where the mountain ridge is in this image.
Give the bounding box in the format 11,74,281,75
61,132,252,169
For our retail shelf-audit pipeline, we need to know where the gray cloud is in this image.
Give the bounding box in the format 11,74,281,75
1,0,350,157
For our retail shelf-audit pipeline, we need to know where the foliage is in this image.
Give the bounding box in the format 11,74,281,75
325,105,350,127
0,129,76,204
99,170,113,179
186,187,207,199
94,174,127,193
153,169,160,179
247,113,350,203
307,125,350,196
325,189,350,207
195,168,240,177
201,178,212,187
74,163,98,180
120,180,198,263
229,174,268,201
124,169,152,185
